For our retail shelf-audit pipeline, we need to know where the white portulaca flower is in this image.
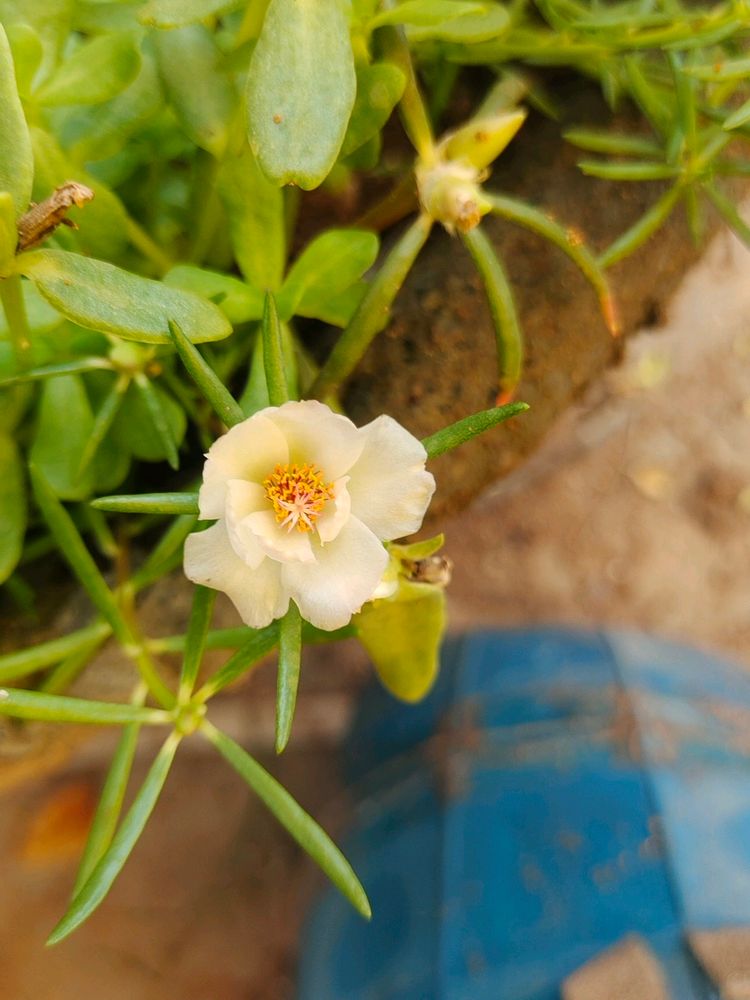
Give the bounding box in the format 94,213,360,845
184,400,436,631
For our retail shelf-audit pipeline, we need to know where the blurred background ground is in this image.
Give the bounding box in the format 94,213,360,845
2,224,750,999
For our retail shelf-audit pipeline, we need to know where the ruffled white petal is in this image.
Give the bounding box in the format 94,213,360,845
184,521,288,628
198,413,288,519
316,477,351,544
347,415,435,540
281,516,388,631
263,400,364,479
243,509,315,564
225,480,266,569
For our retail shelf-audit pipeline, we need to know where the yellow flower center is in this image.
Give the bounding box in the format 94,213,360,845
263,463,334,533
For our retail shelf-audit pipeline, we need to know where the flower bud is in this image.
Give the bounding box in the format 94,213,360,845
416,160,491,234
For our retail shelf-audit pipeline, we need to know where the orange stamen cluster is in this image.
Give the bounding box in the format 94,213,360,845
263,463,334,533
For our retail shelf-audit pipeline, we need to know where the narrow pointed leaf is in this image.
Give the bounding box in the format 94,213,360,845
72,694,145,896
262,293,287,406
599,184,682,268
275,602,301,753
204,724,371,919
0,358,112,388
703,181,750,246
77,376,129,479
0,23,33,215
15,250,231,345
167,319,244,427
92,492,199,515
724,97,750,131
563,128,661,157
152,622,354,655
178,587,216,702
130,514,197,591
47,733,180,945
0,621,111,686
134,374,180,470
0,688,170,725
578,159,679,181
246,0,356,189
194,625,279,703
422,401,529,459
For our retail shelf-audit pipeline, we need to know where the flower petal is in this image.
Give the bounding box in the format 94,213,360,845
347,415,435,540
225,480,266,569
244,509,315,564
316,477,351,544
198,413,289,519
184,521,288,628
281,516,388,631
263,400,364,479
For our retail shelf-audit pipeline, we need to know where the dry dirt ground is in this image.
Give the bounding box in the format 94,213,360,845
2,224,750,999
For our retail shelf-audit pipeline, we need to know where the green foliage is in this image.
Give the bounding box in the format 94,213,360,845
0,432,24,583
0,24,32,215
16,251,231,344
2,0,749,945
357,578,446,702
246,0,356,188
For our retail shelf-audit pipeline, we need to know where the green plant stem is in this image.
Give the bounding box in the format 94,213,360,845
310,213,433,399
0,274,32,369
262,293,288,405
460,225,523,402
377,24,435,161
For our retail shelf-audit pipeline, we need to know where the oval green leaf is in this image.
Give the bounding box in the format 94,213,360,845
15,249,231,344
218,146,286,290
35,32,140,107
277,229,379,323
246,0,356,189
164,265,264,324
30,373,96,500
340,62,405,158
0,23,33,215
356,580,446,703
154,25,236,158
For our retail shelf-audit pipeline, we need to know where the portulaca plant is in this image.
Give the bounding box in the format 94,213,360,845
2,0,749,949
